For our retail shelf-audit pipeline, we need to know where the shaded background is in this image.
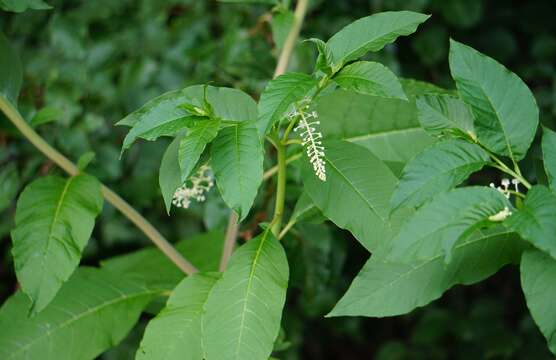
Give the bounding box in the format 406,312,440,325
1,0,555,359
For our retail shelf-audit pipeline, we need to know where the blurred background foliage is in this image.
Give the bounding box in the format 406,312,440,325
1,0,555,359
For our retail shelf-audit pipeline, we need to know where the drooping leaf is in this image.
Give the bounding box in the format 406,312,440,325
506,186,556,260
333,61,407,100
542,127,556,192
391,139,490,211
416,94,475,138
119,86,257,152
136,273,221,360
203,231,289,360
257,72,317,134
305,38,334,74
326,11,430,66
102,230,224,291
11,174,103,314
159,136,183,213
0,31,22,105
178,119,220,182
0,267,157,360
302,140,401,251
211,122,263,221
449,39,538,161
520,250,556,355
0,0,51,12
329,228,524,317
30,106,64,127
387,186,511,263
316,80,450,164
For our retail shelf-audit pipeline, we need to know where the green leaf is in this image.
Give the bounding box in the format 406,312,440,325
77,151,95,171
11,174,103,314
257,72,317,134
520,250,556,355
159,136,183,213
211,122,263,221
329,228,524,317
179,119,220,182
302,140,401,251
271,10,294,50
119,85,257,152
0,267,156,360
203,231,289,360
387,186,511,263
102,230,224,291
0,32,22,105
289,192,325,225
449,39,539,161
136,273,221,360
542,127,556,192
316,79,450,164
416,94,476,138
0,162,19,211
506,186,556,260
333,61,407,100
30,106,64,127
391,139,490,211
326,11,430,66
305,38,334,74
218,0,277,3
0,0,51,12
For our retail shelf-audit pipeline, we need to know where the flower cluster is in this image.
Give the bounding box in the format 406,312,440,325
291,101,326,181
172,164,214,209
489,178,519,199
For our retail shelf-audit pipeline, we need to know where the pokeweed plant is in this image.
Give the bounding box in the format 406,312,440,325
0,0,555,359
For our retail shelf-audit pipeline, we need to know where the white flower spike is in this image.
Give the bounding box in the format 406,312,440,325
172,164,214,209
292,101,326,181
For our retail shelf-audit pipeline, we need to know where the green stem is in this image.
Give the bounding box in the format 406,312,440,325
271,138,287,237
489,154,532,189
0,97,198,275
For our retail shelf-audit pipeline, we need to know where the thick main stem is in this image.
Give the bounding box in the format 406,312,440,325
220,0,310,267
0,97,198,275
271,141,287,236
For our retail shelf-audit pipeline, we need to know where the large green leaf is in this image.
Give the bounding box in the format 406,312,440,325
102,230,224,291
0,0,51,12
521,250,556,355
326,11,430,66
178,119,220,182
391,139,490,211
316,80,449,164
211,122,263,221
388,186,511,263
302,140,401,251
329,228,524,317
449,40,538,160
542,127,556,192
416,94,475,138
0,162,19,211
136,273,221,360
0,267,157,360
11,174,103,314
119,86,257,151
0,31,22,105
159,136,183,213
333,61,407,100
203,231,289,360
506,186,556,260
257,72,317,134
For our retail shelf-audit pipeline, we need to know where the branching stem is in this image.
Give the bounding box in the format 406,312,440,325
0,97,198,275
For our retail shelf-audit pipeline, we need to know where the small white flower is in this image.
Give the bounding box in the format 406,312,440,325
490,178,521,199
172,164,214,209
292,103,326,181
511,178,519,192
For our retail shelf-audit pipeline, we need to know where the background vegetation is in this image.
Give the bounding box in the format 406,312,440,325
1,0,555,358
